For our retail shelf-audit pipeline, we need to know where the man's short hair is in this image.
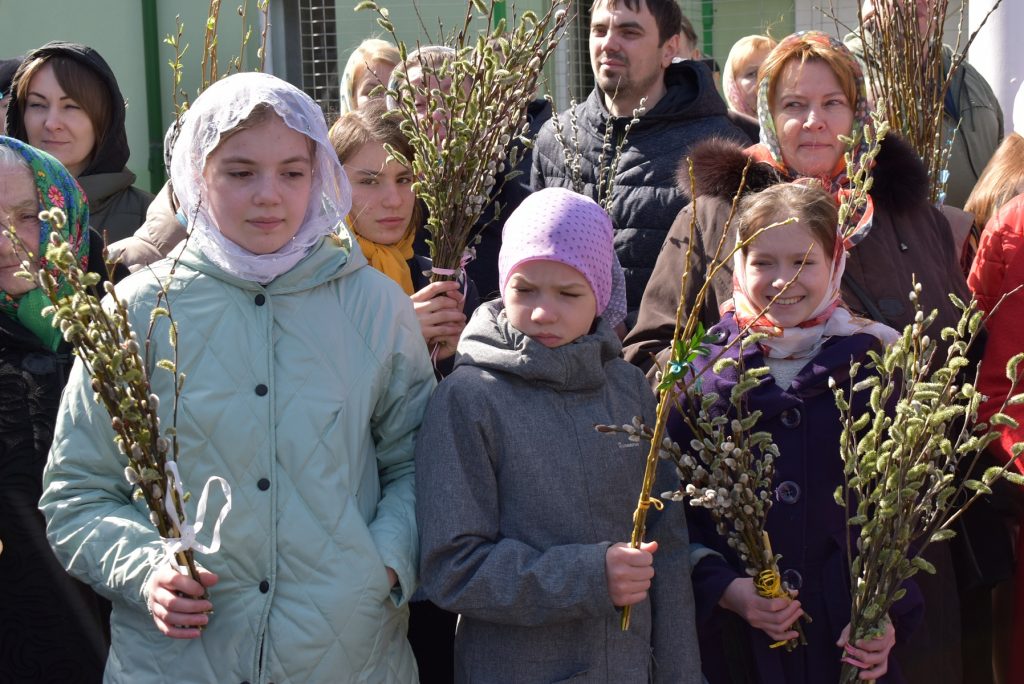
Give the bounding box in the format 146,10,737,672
679,13,700,56
590,0,684,46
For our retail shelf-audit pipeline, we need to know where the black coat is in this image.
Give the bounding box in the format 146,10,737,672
0,233,110,682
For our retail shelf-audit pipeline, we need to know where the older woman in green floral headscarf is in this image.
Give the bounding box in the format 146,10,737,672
0,135,109,683
624,31,973,682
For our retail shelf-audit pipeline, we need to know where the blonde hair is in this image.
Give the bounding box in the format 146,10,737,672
964,133,1024,230
722,34,776,114
339,38,400,114
726,35,777,80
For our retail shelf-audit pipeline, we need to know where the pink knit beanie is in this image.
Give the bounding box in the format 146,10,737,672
499,187,626,326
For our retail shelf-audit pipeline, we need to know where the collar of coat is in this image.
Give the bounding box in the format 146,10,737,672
174,232,365,294
695,313,879,420
583,59,728,131
455,299,623,392
677,133,930,217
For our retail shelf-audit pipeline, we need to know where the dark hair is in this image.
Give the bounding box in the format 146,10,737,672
0,57,22,96
590,0,683,45
679,14,699,54
737,182,839,256
329,99,422,229
13,55,111,161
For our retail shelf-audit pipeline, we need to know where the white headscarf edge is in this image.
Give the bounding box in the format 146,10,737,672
170,72,353,282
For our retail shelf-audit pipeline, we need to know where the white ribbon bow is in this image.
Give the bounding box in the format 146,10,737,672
160,460,232,566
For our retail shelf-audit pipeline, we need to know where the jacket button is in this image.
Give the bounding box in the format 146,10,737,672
255,384,268,396
781,569,803,592
259,579,270,593
255,294,266,306
780,407,801,428
775,481,801,504
257,478,270,491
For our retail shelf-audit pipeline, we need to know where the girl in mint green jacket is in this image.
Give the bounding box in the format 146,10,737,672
39,73,435,684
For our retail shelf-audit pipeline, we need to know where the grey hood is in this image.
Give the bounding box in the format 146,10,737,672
455,300,622,392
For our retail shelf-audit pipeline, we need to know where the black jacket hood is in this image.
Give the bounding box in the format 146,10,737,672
7,41,130,176
585,59,730,131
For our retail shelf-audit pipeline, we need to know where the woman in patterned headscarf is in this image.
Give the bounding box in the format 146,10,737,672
627,30,969,367
625,30,976,684
0,136,109,683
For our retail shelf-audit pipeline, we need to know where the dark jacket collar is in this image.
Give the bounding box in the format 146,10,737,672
698,313,878,420
584,59,729,132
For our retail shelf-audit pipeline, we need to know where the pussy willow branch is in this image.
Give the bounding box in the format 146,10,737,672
836,288,1024,684
363,0,570,280
618,156,800,630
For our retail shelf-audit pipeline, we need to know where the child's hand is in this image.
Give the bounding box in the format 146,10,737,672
719,577,802,642
837,619,896,680
410,281,467,357
147,563,218,639
605,541,657,607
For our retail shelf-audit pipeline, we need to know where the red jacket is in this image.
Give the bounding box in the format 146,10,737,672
968,192,1024,472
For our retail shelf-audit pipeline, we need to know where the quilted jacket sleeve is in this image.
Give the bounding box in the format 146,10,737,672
368,301,436,605
39,357,166,610
416,374,617,627
530,120,556,192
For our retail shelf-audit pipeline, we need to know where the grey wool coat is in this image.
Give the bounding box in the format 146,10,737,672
415,300,701,684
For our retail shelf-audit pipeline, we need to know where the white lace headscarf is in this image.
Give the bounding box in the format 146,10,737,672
170,72,352,282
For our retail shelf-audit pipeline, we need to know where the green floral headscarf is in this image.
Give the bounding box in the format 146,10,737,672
0,136,90,350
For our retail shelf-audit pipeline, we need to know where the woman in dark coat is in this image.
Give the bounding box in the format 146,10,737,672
0,136,109,682
626,31,972,684
6,41,153,243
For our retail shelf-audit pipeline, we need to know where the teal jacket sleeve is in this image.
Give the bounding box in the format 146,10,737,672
367,301,436,606
39,357,165,610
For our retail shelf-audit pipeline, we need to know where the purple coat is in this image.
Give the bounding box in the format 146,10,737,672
668,314,922,684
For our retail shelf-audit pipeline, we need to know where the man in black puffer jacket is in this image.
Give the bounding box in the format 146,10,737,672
531,0,750,327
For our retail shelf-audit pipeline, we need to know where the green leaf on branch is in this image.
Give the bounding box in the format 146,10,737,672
911,557,936,574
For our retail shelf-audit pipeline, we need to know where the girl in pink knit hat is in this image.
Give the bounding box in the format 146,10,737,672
414,187,702,683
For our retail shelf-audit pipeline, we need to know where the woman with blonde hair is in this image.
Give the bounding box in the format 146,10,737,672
965,98,1024,684
721,34,776,117
962,133,1024,272
339,38,400,114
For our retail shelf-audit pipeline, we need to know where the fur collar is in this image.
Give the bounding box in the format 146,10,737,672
678,135,929,215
